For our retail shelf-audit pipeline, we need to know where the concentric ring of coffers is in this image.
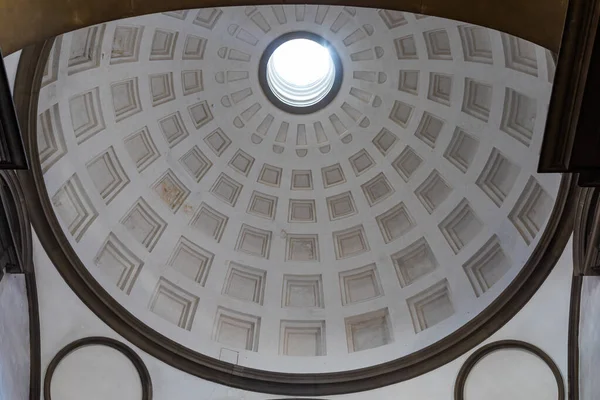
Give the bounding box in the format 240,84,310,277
35,4,561,376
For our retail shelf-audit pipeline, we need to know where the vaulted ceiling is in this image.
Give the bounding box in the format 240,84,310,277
36,5,560,374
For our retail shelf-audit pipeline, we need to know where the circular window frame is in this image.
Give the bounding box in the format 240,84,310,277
15,39,577,397
258,32,343,115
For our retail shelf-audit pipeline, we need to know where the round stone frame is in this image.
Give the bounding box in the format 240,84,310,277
15,38,578,396
258,31,343,115
454,340,565,400
44,336,153,400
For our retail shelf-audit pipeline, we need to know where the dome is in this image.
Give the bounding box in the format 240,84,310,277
35,5,560,378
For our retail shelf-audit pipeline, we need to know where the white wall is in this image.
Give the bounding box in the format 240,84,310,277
33,226,573,399
0,274,30,400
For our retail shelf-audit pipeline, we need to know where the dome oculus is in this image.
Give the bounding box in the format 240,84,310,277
260,32,342,114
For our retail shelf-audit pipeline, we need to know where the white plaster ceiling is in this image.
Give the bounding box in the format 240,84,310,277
36,5,560,373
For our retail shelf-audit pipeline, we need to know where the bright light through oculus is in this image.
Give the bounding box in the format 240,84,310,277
266,38,336,108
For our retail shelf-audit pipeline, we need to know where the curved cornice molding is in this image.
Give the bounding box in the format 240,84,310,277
454,339,565,400
43,336,153,400
14,38,578,396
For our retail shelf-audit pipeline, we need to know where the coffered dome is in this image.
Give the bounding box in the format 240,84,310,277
35,5,560,376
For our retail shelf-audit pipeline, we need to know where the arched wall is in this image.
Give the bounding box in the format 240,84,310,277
32,228,574,399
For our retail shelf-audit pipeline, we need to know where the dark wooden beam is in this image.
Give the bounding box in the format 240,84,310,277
0,50,28,170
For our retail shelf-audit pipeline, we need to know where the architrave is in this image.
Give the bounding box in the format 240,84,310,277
14,38,577,396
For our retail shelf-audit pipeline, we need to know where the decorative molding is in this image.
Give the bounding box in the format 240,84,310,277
509,177,553,245
423,29,452,60
110,25,144,64
179,146,212,183
454,340,564,400
149,72,175,106
427,73,453,106
389,100,414,127
222,262,266,305
279,320,326,356
86,146,130,205
181,70,203,96
398,70,419,95
439,199,483,254
257,163,282,187
348,149,374,176
500,88,537,147
68,87,105,144
345,308,392,353
392,237,438,287
415,112,444,148
288,199,315,223
321,164,345,188
407,279,454,333
204,128,231,156
37,103,66,173
194,8,222,30
152,169,190,213
463,235,510,297
291,169,313,190
393,146,423,182
235,223,272,259
51,174,98,242
458,25,492,64
148,277,199,330
372,128,398,155
213,307,260,351
462,78,492,122
94,233,143,294
361,172,394,206
67,25,106,75
476,148,521,207
189,202,228,242
501,34,538,76
210,173,242,207
188,100,213,129
44,337,152,400
376,202,415,243
111,77,142,122
282,274,324,308
248,191,277,220
229,149,255,177
286,234,319,262
124,126,160,173
394,35,417,59
415,170,452,213
444,128,479,173
333,224,370,260
378,10,407,29
158,111,188,148
120,197,166,252
182,34,207,60
167,236,213,286
150,29,178,61
339,263,383,305
326,191,357,221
